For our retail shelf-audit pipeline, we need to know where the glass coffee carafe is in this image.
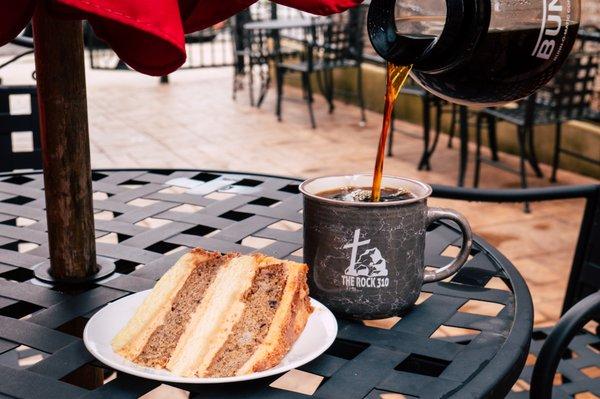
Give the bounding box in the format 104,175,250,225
367,0,581,106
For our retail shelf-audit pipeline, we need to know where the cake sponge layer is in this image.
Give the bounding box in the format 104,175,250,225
204,263,288,377
236,257,312,376
112,249,220,360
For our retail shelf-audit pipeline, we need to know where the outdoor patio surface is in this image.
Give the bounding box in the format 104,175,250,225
1,56,598,332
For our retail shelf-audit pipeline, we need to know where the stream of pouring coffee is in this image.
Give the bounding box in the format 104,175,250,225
371,63,412,201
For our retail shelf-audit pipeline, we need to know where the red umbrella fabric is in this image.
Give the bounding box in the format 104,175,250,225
1,0,362,76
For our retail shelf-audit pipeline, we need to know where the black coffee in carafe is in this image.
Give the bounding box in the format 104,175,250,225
411,25,579,105
367,0,581,106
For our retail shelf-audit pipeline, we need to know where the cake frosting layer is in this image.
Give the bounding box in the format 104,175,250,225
111,249,312,377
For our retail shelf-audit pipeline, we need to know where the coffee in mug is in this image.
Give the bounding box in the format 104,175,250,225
317,186,414,203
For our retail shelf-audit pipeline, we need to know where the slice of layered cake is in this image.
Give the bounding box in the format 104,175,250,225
112,249,312,377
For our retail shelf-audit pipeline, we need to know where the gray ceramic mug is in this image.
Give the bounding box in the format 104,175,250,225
300,174,473,319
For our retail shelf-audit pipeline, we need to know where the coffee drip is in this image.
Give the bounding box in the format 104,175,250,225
371,63,412,202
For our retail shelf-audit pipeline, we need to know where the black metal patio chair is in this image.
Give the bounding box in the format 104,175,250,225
0,37,41,172
387,81,458,172
0,86,42,172
431,183,600,398
473,51,599,202
526,292,599,399
576,25,600,113
231,7,270,107
575,25,600,55
411,88,457,171
275,7,366,129
231,4,301,107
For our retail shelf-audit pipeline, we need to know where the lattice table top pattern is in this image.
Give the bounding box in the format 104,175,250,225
0,169,533,399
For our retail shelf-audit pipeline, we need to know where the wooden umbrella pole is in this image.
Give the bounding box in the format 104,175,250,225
32,7,98,280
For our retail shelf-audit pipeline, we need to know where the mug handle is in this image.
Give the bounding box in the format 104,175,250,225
423,207,473,283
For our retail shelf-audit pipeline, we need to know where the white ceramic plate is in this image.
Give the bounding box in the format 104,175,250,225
83,290,338,384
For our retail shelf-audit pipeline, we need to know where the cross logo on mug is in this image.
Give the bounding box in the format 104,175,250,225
341,229,390,290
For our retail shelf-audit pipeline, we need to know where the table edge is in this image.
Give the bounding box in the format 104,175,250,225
447,232,533,398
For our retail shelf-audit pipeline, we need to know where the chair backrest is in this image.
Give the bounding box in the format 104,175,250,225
573,25,600,53
537,50,599,120
231,4,276,68
315,7,366,65
530,291,600,399
0,86,42,172
561,185,600,314
245,27,273,65
231,11,248,74
574,27,600,112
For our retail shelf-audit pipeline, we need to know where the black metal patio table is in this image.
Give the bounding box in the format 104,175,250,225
0,169,533,398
